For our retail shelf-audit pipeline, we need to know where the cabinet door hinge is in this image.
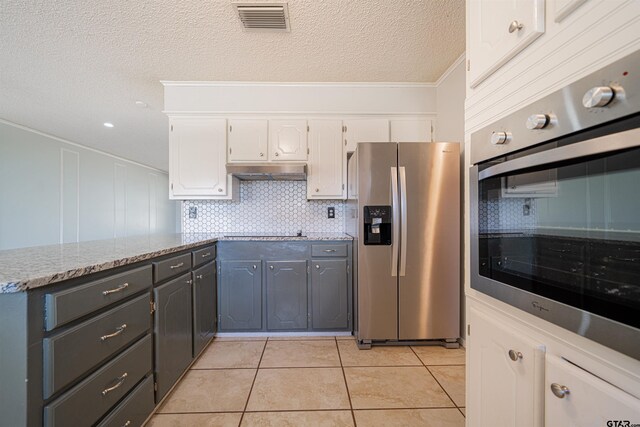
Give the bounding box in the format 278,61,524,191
150,300,156,314
348,313,352,321
307,148,310,155
344,125,347,133
154,382,158,392
342,184,345,190
229,148,232,154
170,183,173,190
344,139,347,146
467,59,470,71
170,125,173,132
347,264,350,274
307,125,310,132
218,314,222,323
467,324,471,336
229,125,232,132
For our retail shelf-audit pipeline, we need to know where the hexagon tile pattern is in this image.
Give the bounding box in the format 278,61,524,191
478,198,536,232
182,181,345,234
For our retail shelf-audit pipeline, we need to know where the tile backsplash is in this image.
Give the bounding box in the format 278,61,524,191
479,197,537,232
182,181,345,233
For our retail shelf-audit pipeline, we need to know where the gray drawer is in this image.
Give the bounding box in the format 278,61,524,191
153,253,192,283
45,265,152,331
44,334,152,427
43,293,151,399
311,244,348,257
192,245,216,268
96,374,155,427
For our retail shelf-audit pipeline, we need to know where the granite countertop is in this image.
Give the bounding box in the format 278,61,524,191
0,232,352,293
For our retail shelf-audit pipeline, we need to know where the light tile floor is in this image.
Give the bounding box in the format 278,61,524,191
147,337,466,427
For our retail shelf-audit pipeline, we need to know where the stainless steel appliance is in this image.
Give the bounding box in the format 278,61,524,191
470,50,640,360
347,142,460,348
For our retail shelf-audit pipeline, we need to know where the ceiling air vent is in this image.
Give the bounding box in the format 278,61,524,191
234,3,290,32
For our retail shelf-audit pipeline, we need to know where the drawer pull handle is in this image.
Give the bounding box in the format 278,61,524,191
101,372,128,396
323,249,336,253
170,262,185,269
101,324,127,341
201,252,211,258
196,274,204,279
508,349,523,361
122,421,131,427
550,383,570,399
102,283,129,296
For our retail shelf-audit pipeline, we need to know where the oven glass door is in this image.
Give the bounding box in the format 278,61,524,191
476,129,640,331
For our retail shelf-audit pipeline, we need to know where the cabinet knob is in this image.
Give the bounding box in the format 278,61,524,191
508,20,524,33
253,265,257,269
196,274,204,279
260,152,264,157
218,188,223,192
275,152,279,157
186,279,193,284
315,188,319,192
269,265,274,270
315,264,320,269
508,349,523,361
550,383,570,399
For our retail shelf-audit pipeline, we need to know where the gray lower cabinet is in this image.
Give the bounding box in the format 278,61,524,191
266,261,308,330
311,259,349,330
219,260,262,331
193,261,216,357
154,272,193,401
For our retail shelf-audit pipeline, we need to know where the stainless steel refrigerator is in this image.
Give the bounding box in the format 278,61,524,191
346,142,460,347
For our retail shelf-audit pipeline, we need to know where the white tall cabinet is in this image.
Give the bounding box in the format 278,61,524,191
169,118,236,200
307,120,345,199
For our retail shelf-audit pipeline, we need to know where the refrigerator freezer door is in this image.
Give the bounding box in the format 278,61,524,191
356,143,399,341
397,143,460,340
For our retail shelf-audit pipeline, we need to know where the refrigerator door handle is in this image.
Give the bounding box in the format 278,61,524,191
399,166,407,277
391,166,399,277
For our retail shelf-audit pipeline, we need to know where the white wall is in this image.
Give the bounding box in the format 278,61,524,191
436,55,466,341
0,120,178,250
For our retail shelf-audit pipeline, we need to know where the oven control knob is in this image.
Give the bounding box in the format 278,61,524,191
582,86,615,108
526,114,550,130
490,131,511,145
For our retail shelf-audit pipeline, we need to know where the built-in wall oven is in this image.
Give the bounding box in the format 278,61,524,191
470,51,640,360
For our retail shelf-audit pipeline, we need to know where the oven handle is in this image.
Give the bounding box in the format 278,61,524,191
478,127,640,181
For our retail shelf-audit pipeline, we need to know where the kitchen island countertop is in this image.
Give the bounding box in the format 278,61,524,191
0,232,352,293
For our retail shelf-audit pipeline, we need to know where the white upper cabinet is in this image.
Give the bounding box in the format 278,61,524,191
468,306,546,427
169,117,235,199
390,119,431,142
228,119,268,162
343,119,389,152
307,120,345,199
468,0,545,88
545,355,640,426
269,120,308,161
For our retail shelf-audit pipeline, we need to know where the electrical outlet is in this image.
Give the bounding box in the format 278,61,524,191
327,207,335,219
189,206,197,219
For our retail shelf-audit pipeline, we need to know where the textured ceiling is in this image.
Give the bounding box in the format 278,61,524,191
0,1,465,171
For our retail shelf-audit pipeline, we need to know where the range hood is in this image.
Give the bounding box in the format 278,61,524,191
226,163,307,181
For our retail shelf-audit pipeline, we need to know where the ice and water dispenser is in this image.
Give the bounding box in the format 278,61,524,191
363,206,392,245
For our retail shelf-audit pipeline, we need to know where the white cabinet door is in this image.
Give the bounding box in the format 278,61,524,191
343,119,389,152
546,355,640,427
307,120,345,199
269,120,308,161
390,119,431,142
169,118,232,199
468,306,546,427
468,0,545,88
228,119,268,162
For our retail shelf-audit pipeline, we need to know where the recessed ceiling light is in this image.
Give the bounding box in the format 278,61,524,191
103,122,114,128
135,100,148,108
